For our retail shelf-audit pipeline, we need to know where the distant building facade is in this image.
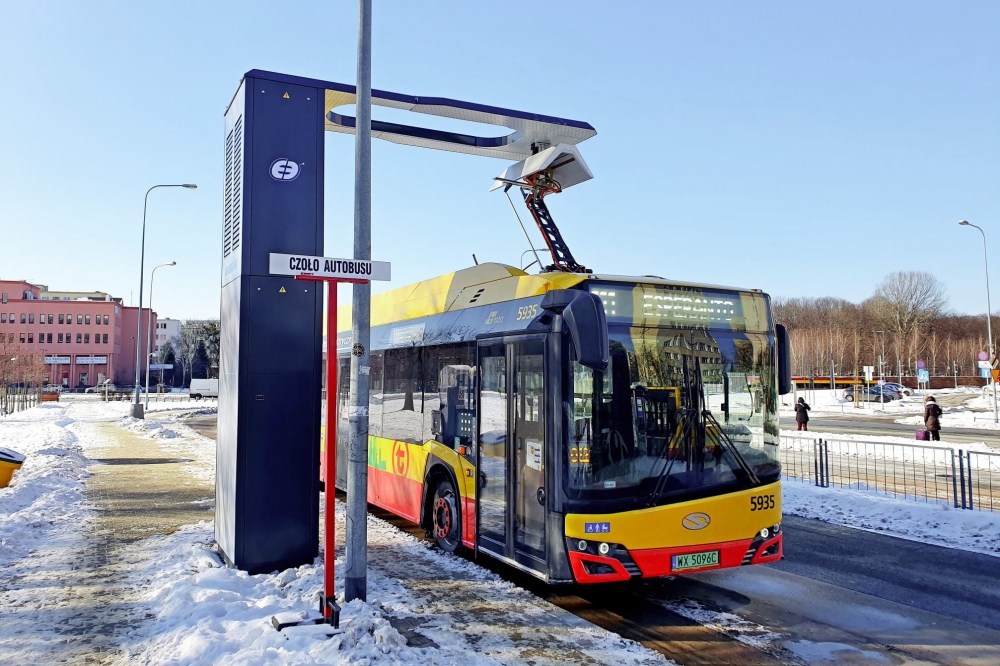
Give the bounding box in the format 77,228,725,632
0,279,156,388
154,318,182,355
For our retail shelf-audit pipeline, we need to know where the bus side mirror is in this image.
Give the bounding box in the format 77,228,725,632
541,290,609,371
776,324,792,395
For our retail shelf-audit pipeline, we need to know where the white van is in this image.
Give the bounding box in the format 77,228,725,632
189,379,219,400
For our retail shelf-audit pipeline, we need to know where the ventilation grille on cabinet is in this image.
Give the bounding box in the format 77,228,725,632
223,116,243,259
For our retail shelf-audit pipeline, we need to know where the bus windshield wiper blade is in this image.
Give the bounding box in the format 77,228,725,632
705,410,760,486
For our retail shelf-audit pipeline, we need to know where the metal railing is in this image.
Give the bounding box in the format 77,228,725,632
781,434,1000,513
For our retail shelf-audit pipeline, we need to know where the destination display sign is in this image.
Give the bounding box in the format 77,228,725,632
269,253,391,281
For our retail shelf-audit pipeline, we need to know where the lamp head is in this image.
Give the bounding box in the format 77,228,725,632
181,184,198,189
959,220,970,226
168,261,177,266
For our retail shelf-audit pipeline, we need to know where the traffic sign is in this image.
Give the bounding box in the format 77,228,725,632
978,350,989,362
917,369,929,383
916,359,926,370
993,369,1000,382
269,253,391,281
978,361,992,369
862,365,874,382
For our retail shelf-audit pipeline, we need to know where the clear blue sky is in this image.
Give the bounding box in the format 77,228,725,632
2,2,998,319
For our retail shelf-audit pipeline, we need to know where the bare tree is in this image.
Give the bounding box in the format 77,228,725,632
177,326,202,387
871,271,947,341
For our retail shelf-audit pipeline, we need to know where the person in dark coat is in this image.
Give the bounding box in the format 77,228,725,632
924,396,942,441
794,397,811,431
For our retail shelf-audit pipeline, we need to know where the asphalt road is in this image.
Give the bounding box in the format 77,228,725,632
633,516,1000,664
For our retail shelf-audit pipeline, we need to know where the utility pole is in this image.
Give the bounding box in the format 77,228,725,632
345,0,373,603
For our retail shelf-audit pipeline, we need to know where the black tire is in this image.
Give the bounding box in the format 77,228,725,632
191,393,201,400
431,478,462,554
846,395,854,402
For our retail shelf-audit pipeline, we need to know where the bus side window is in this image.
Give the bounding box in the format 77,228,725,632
336,357,351,449
434,342,476,449
382,346,423,445
421,346,440,444
368,353,383,437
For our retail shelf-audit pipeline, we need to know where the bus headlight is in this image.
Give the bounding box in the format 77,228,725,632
598,542,610,556
759,528,769,539
578,540,588,552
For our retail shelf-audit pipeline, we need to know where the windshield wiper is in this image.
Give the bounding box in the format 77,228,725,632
642,358,697,508
704,409,760,486
642,354,759,508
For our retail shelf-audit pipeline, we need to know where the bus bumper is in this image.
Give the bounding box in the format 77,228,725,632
567,532,783,584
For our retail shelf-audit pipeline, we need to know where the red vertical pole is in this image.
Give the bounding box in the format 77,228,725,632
324,281,337,618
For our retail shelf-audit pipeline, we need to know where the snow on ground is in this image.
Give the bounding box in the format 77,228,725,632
654,598,782,649
2,401,671,666
894,390,1000,430
114,504,671,666
0,403,92,564
782,481,1000,557
782,429,1000,469
780,386,979,418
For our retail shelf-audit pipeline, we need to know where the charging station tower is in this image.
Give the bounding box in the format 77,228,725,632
218,69,596,573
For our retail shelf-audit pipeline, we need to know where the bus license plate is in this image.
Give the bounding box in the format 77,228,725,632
672,550,720,571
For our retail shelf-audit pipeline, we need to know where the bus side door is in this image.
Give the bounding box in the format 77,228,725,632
476,335,547,577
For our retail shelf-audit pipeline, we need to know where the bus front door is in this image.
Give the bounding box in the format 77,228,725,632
476,336,547,577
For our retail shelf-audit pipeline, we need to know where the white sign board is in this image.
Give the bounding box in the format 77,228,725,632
269,253,391,281
863,365,874,382
76,356,108,365
978,360,992,369
149,363,174,370
44,356,71,364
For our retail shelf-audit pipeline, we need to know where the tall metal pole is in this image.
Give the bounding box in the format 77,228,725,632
145,262,175,410
346,0,373,603
960,221,998,424
131,184,195,418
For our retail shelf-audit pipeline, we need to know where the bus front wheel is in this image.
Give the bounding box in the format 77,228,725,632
432,479,462,554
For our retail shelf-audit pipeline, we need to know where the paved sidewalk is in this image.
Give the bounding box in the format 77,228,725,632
0,412,214,664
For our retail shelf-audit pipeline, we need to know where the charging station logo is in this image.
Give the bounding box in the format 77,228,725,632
270,158,301,181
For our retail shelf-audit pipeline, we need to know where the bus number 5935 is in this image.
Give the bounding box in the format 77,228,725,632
750,494,775,511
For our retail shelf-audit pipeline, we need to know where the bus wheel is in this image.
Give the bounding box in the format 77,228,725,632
432,479,462,554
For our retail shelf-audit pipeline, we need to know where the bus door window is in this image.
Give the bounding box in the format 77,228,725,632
513,338,545,562
477,341,507,555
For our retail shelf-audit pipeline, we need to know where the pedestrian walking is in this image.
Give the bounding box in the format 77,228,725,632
794,397,811,431
924,396,942,441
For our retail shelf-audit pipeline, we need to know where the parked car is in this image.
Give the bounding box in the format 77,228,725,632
880,382,912,397
189,379,219,400
843,385,897,402
85,382,116,393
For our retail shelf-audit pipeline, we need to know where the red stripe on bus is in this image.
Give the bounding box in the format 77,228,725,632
368,465,423,524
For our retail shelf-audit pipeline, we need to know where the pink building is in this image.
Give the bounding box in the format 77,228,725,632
0,280,156,389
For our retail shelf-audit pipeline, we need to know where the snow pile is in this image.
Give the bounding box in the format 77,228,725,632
116,505,671,666
114,523,434,666
782,429,1000,471
782,482,1000,556
119,416,180,439
0,404,92,563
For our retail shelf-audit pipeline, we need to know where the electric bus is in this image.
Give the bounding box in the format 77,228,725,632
331,262,791,584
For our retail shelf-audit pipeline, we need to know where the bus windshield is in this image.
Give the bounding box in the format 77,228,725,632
566,325,780,503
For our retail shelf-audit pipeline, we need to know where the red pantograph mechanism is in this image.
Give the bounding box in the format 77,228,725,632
520,171,590,274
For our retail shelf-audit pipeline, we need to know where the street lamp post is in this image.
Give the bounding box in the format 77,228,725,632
145,261,176,410
959,220,998,424
874,330,886,407
132,184,196,418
